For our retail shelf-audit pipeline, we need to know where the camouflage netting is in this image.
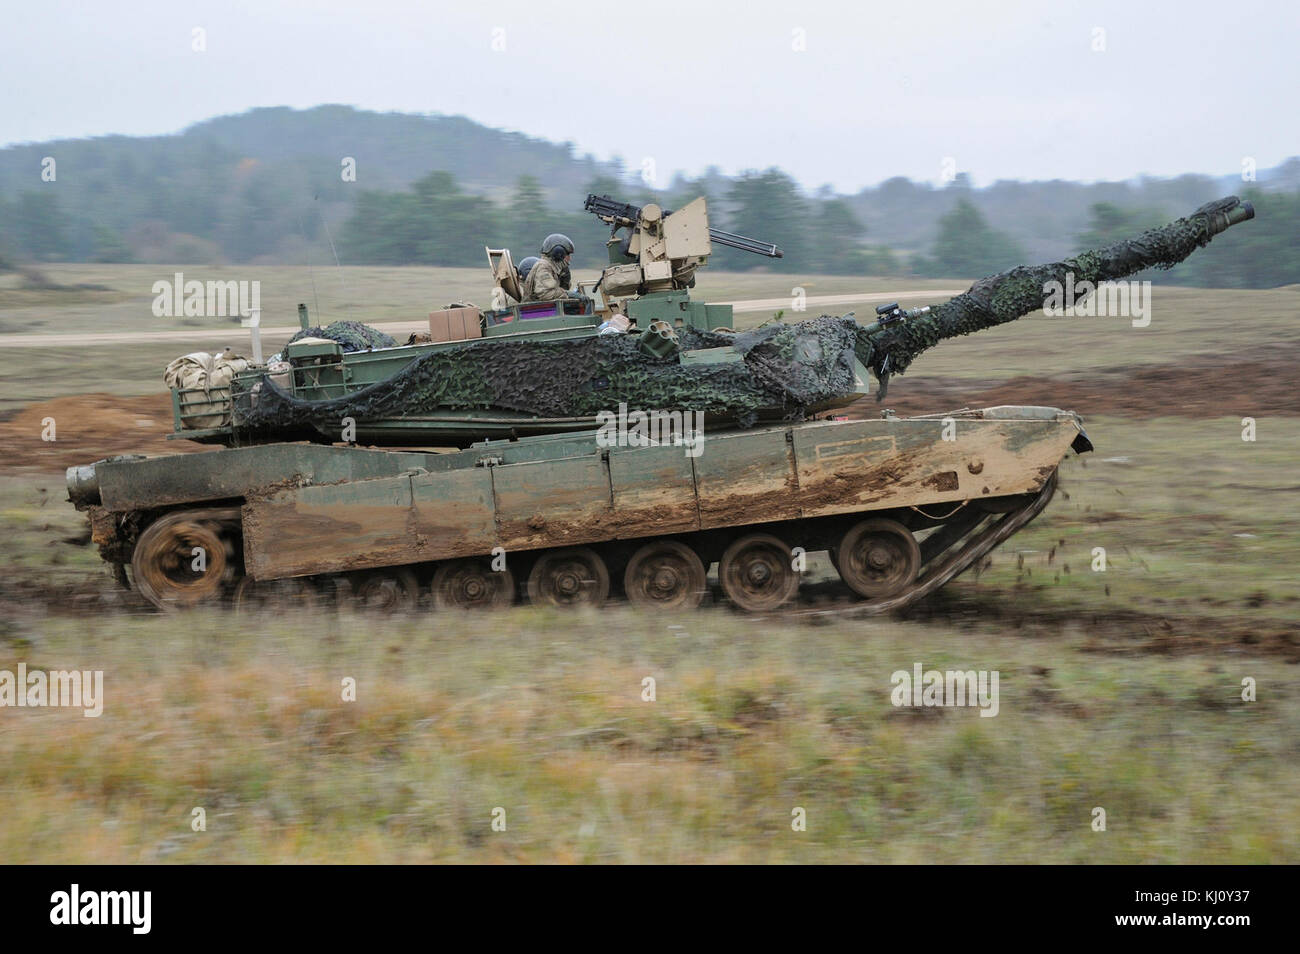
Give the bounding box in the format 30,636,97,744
231,197,1252,437
287,320,396,352
236,315,862,431
856,196,1254,378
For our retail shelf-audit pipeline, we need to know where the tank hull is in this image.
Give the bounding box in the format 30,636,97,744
70,405,1089,612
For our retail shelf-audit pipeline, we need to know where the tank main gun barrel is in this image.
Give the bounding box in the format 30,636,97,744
856,195,1256,396
583,194,784,258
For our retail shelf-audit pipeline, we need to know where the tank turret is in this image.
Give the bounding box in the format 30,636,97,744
167,196,1254,449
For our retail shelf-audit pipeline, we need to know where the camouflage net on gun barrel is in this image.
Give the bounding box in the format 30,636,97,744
856,196,1254,378
235,315,863,431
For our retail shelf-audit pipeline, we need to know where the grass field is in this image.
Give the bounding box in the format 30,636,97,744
1,265,1297,863
3,607,1295,863
0,263,963,335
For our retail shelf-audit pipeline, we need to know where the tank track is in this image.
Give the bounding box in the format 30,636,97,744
773,470,1056,620
117,472,1057,616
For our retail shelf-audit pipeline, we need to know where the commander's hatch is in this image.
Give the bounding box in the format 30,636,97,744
486,247,521,305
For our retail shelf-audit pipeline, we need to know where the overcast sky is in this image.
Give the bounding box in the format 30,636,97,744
3,0,1296,192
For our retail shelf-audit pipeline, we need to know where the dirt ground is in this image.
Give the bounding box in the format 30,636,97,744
0,392,213,471
844,343,1300,420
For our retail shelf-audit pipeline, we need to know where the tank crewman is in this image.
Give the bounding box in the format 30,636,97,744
516,256,541,286
509,256,541,305
522,233,582,301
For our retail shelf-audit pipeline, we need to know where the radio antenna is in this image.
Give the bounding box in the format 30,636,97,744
296,213,322,325
315,193,350,314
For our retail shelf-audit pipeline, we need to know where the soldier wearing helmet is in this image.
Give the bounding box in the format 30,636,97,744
515,256,541,285
521,233,580,302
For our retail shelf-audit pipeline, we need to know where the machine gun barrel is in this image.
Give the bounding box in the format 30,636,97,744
707,227,783,258
583,193,783,258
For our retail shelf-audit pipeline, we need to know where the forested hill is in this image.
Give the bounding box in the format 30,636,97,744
1,104,1297,287
0,105,624,266
0,105,621,199
178,106,622,195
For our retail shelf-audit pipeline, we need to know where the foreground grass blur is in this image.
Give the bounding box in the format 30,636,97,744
2,605,1295,863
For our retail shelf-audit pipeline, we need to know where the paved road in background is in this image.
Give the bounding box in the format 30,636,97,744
0,290,963,349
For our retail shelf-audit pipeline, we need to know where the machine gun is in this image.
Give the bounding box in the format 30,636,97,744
582,193,782,300
858,302,932,399
584,194,784,259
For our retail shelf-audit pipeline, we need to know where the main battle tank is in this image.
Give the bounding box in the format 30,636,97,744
66,194,1254,614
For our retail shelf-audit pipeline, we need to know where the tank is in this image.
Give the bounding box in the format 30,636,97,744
66,195,1254,613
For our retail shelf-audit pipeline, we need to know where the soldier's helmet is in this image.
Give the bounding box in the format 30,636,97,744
541,233,575,260
517,256,541,280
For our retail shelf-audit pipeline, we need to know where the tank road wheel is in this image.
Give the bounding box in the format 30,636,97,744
352,568,421,614
233,576,320,614
432,560,516,611
835,518,922,600
623,540,707,611
131,511,235,611
719,533,800,613
527,547,610,608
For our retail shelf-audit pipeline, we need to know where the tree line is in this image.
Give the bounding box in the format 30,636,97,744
248,170,1300,288
2,142,1296,287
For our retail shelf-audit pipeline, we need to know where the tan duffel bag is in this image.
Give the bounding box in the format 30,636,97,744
164,351,250,428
